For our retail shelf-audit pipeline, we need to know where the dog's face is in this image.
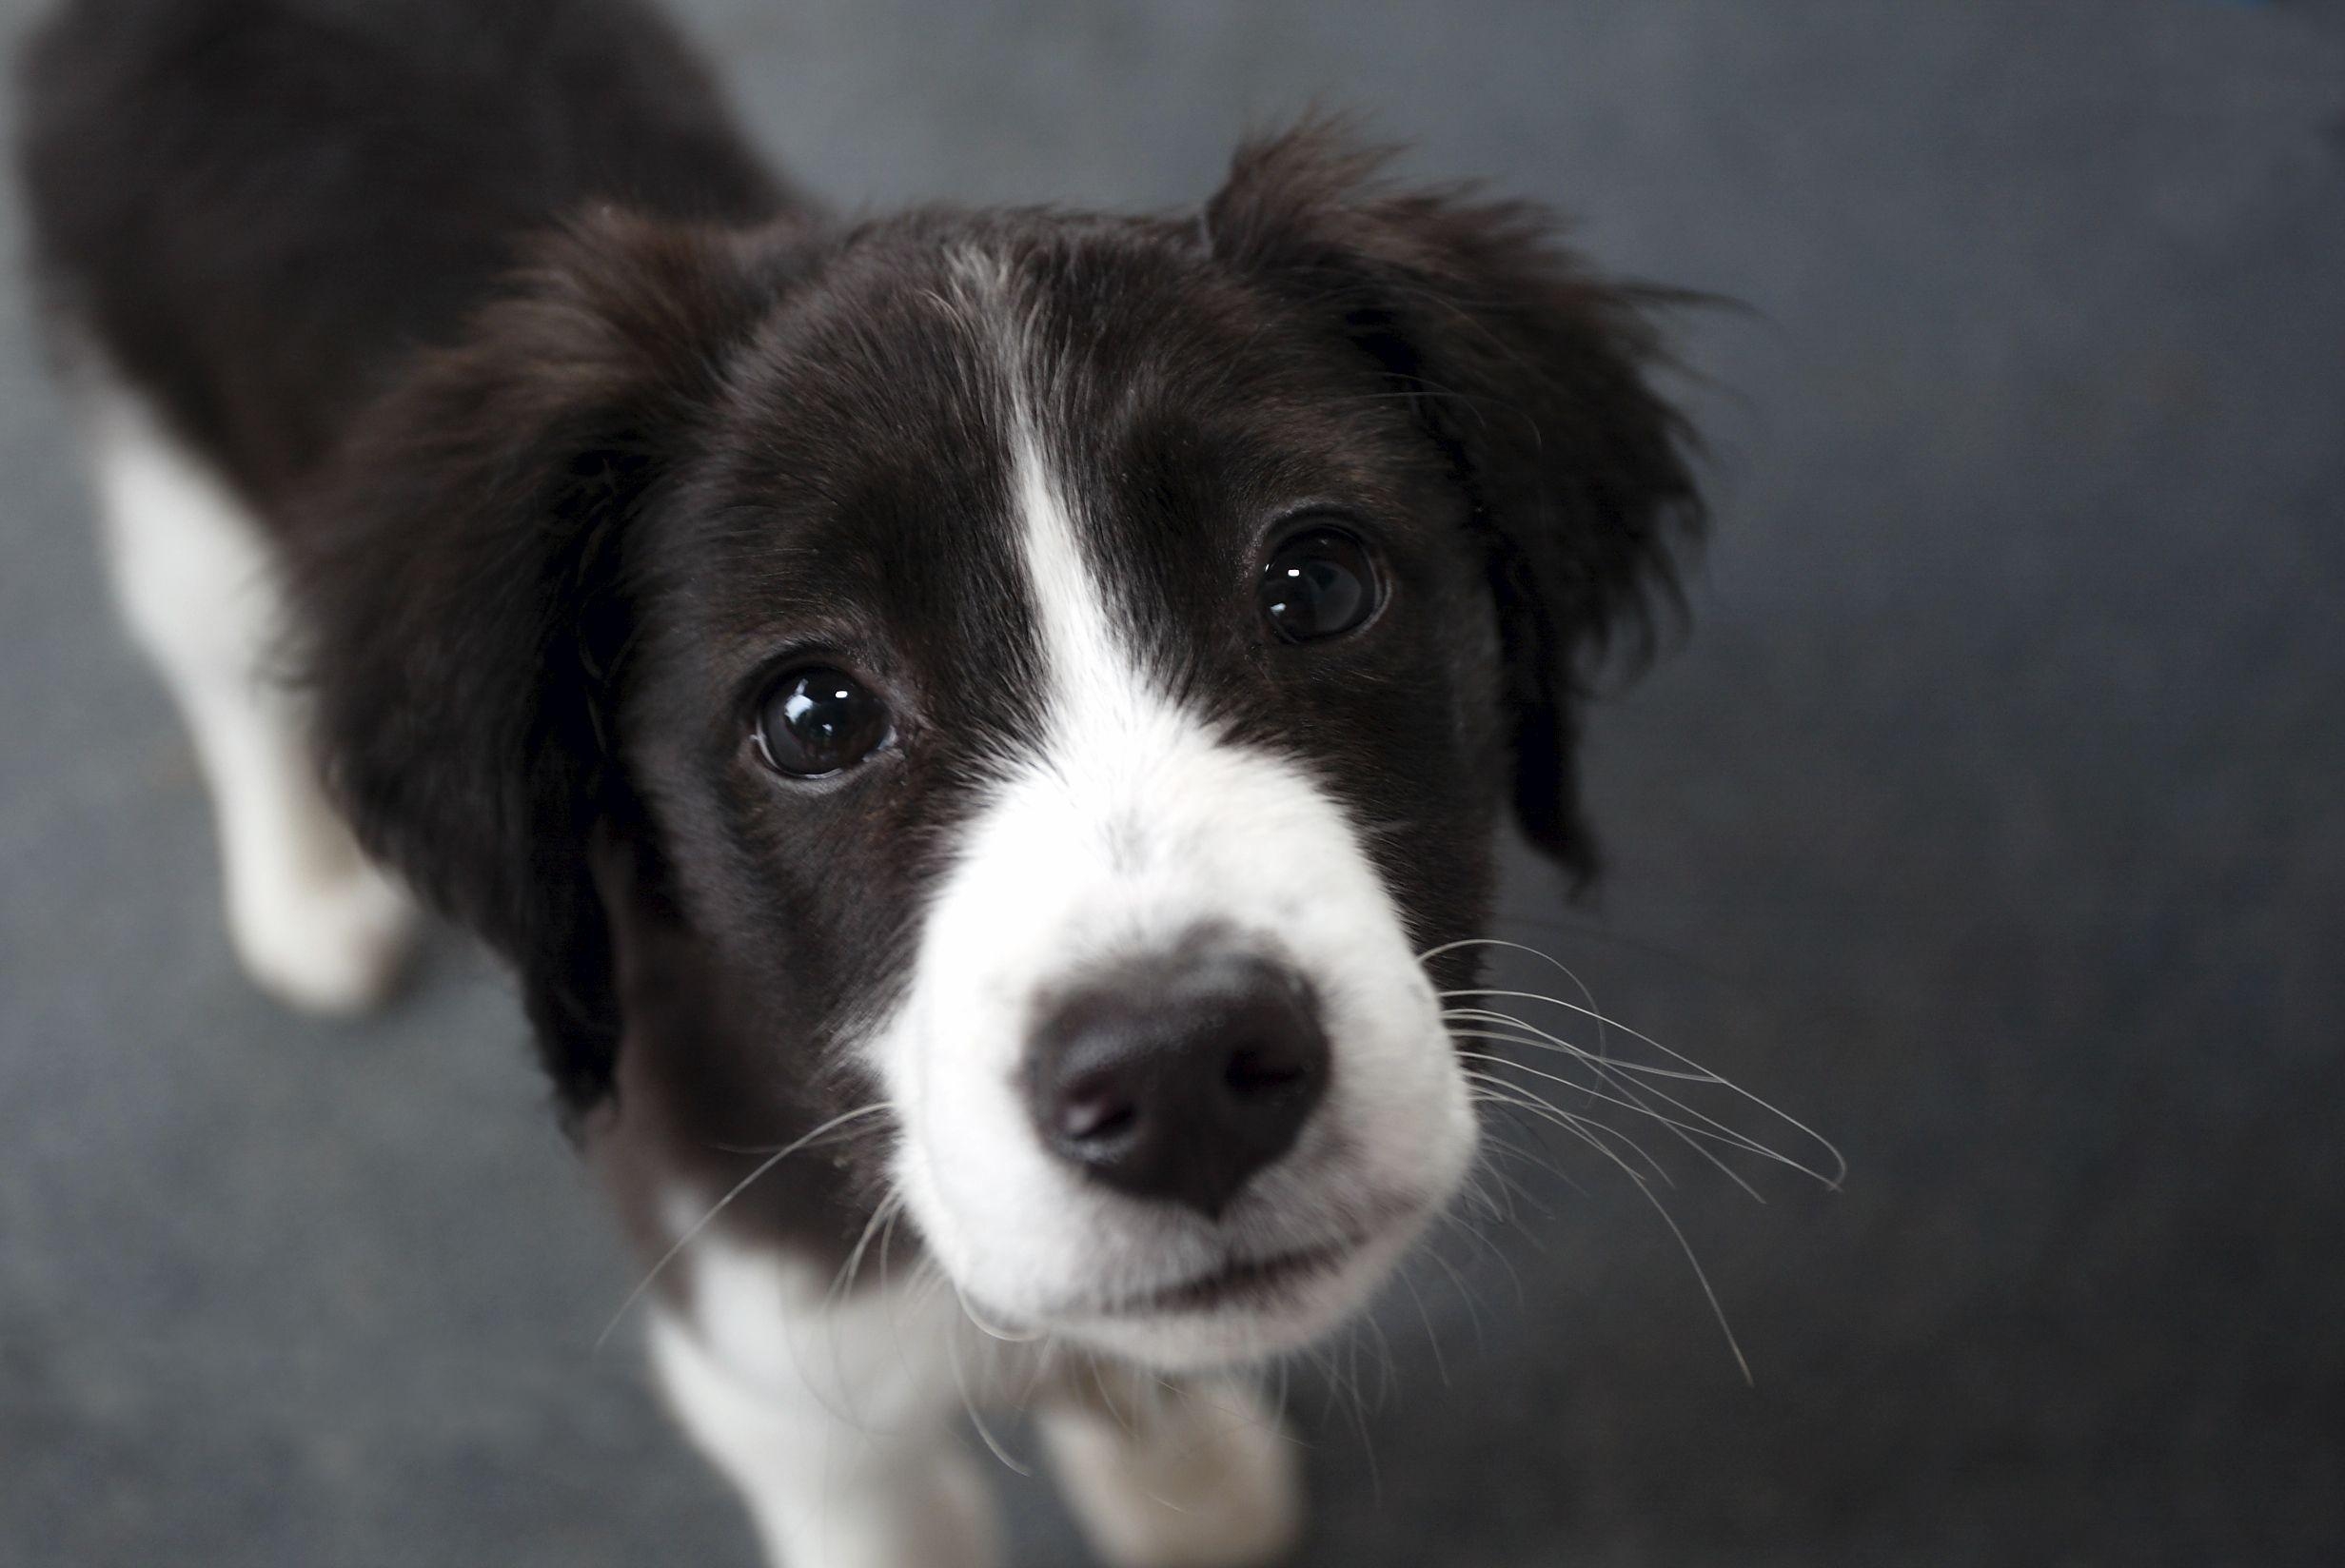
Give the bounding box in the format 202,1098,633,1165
618,230,1510,1363
305,129,1697,1367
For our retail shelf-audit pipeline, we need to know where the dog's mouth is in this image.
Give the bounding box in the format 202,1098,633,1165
1015,1190,1435,1334
941,1191,1443,1366
1104,1237,1364,1318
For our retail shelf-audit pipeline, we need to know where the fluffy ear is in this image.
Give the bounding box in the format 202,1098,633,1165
1206,124,1704,882
295,210,786,1115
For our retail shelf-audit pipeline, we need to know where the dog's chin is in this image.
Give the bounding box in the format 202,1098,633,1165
976,1216,1428,1374
1061,1225,1419,1371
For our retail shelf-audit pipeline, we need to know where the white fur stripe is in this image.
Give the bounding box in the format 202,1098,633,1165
871,247,1474,1370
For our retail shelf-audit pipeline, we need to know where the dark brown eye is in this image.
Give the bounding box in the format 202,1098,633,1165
754,666,892,777
1259,525,1381,642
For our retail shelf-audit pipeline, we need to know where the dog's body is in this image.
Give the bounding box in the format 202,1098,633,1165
19,3,1699,1562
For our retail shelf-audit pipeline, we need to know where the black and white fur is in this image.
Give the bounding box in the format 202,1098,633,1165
18,2,1700,1563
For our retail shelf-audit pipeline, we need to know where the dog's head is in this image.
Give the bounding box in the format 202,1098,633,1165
305,127,1698,1367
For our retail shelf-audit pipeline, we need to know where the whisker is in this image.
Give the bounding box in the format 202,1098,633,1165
1416,1235,1488,1355
1503,922,1620,1074
1448,1011,1843,1190
828,1188,907,1309
1362,1309,1397,1413
949,1276,1047,1344
1451,1157,1514,1225
876,1201,926,1387
1310,1341,1346,1430
1340,1322,1384,1506
1470,1060,1754,1204
595,1102,893,1352
1476,1127,1587,1204
815,1186,909,1433
1436,1201,1527,1305
1424,935,1846,1186
941,1301,1035,1477
1445,1011,1733,1083
1466,1075,1676,1187
1088,1357,1139,1442
1395,1263,1451,1388
1448,987,1842,1177
1466,1081,1754,1384
1447,1009,1710,1078
1457,1047,1783,1200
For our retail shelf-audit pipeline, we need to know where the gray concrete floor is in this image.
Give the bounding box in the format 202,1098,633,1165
5,2,2342,1563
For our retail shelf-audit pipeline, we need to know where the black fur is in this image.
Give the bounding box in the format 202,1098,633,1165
17,0,784,497
17,0,1698,1264
1207,124,1702,880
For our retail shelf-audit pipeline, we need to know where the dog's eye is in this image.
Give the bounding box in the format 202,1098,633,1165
1259,525,1382,643
754,667,892,777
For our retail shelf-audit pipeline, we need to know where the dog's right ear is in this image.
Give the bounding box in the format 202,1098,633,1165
297,209,791,1119
1206,126,1703,886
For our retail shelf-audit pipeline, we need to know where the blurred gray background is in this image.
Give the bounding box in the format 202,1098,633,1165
4,1,2342,1563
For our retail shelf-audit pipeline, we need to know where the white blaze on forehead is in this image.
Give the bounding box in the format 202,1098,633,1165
1011,420,1145,733
947,243,1156,741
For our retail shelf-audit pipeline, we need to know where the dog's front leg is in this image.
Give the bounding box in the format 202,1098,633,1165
648,1286,1000,1568
1040,1364,1304,1568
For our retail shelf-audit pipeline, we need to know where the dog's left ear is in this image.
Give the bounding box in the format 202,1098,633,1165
296,209,795,1118
1206,125,1704,881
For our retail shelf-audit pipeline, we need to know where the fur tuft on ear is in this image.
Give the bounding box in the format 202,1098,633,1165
1206,121,1705,882
293,210,789,1115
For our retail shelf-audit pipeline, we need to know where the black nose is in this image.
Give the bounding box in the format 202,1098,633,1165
1025,949,1330,1218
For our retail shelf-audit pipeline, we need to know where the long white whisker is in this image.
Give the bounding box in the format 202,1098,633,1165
1423,934,1805,1382
1457,1047,1782,1200
1430,943,1846,1186
1396,1263,1451,1388
818,1186,909,1433
829,1188,907,1310
1443,1009,1728,1083
1416,1235,1487,1354
1446,1007,1843,1190
1436,1201,1527,1304
941,1288,1034,1477
1476,1127,1586,1203
1623,1169,1755,1385
595,1102,894,1352
1362,1309,1397,1413
949,1277,1047,1344
1468,1082,1754,1383
1342,1321,1384,1506
1310,1342,1344,1429
1469,1054,1762,1203
1466,1075,1677,1187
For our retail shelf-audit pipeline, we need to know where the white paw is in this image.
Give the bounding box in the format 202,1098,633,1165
855,1452,1003,1568
759,1452,1002,1568
1044,1376,1304,1568
228,860,419,1016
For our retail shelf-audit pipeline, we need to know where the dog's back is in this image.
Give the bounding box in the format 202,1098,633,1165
18,0,782,502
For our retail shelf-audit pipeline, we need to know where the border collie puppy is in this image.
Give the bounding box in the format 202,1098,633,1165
19,1,1699,1562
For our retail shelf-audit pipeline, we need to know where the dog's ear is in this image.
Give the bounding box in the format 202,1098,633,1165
1206,124,1704,882
297,209,787,1117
